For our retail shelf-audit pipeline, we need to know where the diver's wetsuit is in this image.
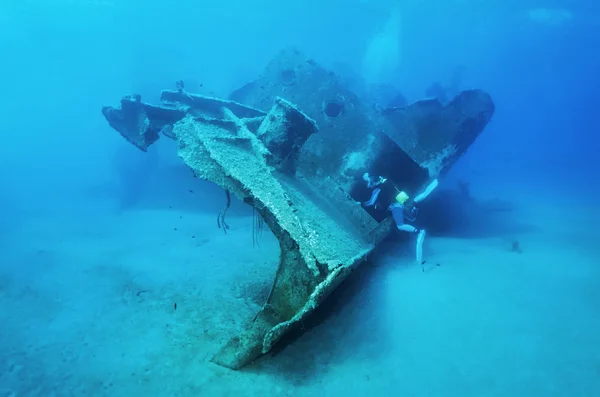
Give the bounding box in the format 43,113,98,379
363,174,438,264
363,176,419,233
389,203,419,233
363,178,397,208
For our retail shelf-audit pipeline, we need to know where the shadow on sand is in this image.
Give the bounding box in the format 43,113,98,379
237,188,535,383
242,239,407,385
416,188,538,238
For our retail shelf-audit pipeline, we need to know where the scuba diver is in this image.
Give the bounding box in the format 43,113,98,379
362,172,439,263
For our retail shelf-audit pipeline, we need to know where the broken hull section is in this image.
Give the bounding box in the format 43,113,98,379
101,49,494,369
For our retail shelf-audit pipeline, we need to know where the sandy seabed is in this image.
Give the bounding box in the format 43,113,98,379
1,193,599,397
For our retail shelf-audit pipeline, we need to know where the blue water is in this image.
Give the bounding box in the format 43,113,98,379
1,1,599,396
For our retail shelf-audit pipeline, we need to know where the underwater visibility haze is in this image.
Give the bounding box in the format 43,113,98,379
0,0,599,396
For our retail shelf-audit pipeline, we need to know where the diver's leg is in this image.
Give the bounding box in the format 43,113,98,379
390,203,427,262
363,188,381,207
390,203,418,232
398,224,426,263
416,229,426,263
397,224,417,233
414,178,439,203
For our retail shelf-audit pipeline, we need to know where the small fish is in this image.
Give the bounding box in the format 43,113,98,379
191,235,195,239
173,227,177,231
174,303,177,311
188,189,194,194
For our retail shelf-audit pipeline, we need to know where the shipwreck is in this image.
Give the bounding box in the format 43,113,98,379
101,48,495,370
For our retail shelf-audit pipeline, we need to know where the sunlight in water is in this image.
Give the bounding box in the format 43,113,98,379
362,5,403,85
527,7,574,26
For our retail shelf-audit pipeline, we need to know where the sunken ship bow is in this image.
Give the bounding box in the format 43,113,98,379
101,48,495,370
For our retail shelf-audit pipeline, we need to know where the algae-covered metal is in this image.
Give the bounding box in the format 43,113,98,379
101,48,494,369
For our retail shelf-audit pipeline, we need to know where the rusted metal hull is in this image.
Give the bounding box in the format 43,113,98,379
101,49,494,369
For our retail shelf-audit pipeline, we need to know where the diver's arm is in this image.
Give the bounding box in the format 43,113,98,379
413,179,439,203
